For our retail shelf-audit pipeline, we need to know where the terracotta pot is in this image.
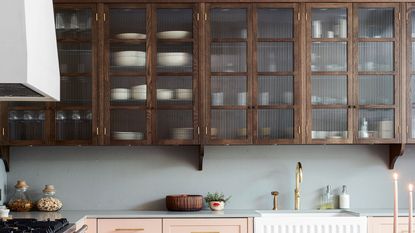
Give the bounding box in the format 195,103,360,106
209,201,225,211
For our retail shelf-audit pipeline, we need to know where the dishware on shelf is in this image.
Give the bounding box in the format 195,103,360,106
113,131,144,140
157,52,192,67
378,120,393,139
55,13,65,29
312,20,322,38
71,111,81,120
157,31,192,39
339,18,347,38
211,128,218,139
111,88,131,100
175,89,192,100
115,33,146,40
69,14,79,29
171,128,193,140
211,92,224,106
113,51,146,67
131,85,147,100
311,130,328,139
259,92,269,105
238,92,247,106
23,111,34,121
327,31,335,38
56,111,66,120
157,89,174,100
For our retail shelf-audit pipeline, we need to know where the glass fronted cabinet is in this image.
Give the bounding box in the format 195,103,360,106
104,5,149,145
354,3,400,143
306,4,353,144
54,5,97,145
154,5,199,144
407,4,415,142
253,4,300,144
207,4,251,144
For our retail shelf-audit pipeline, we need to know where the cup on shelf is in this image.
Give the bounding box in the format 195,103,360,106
312,20,322,38
238,92,247,106
212,92,224,106
157,89,174,100
259,92,269,105
378,120,393,139
327,31,335,38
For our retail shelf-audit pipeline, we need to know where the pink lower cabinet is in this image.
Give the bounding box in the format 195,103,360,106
97,219,162,233
163,218,251,233
368,217,410,233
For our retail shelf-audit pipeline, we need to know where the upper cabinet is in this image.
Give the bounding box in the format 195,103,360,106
407,4,415,143
306,3,401,144
54,5,98,145
205,3,301,145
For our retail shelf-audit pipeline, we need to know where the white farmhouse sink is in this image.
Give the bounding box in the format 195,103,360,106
255,210,367,233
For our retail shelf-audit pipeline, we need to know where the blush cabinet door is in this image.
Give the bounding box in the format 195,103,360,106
97,219,162,233
163,218,249,233
367,217,410,233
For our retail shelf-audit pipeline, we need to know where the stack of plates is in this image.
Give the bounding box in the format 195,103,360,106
175,89,192,100
131,85,147,100
171,128,193,140
113,51,146,67
157,89,174,100
157,31,192,39
157,52,191,67
111,88,131,100
115,33,146,40
113,131,144,140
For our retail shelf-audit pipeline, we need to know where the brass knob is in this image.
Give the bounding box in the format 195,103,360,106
271,191,279,210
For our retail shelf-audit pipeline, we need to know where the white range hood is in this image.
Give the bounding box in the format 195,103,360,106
0,0,60,101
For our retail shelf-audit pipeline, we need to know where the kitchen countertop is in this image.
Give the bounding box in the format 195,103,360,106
10,209,411,226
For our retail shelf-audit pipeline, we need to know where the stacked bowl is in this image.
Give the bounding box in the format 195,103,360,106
131,85,147,100
113,51,146,67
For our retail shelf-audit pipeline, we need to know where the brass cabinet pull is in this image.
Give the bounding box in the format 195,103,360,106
104,128,107,136
114,229,144,232
96,127,99,136
1,128,4,136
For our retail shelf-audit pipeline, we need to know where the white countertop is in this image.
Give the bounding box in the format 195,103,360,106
10,209,411,225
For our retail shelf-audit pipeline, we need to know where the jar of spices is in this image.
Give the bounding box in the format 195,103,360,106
8,180,33,212
37,185,63,212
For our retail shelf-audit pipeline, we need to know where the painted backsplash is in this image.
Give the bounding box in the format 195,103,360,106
6,145,415,210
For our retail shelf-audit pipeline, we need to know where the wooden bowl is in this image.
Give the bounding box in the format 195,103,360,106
166,195,204,211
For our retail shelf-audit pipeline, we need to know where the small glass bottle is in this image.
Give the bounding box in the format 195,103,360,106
339,185,350,209
37,185,63,212
8,180,33,212
320,185,334,209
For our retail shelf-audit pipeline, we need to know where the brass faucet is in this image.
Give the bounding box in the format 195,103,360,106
294,162,303,210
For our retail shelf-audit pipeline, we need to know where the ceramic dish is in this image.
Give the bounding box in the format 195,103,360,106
157,31,192,39
113,51,146,67
157,89,174,100
157,52,191,67
115,33,146,40
111,88,131,100
113,131,144,140
175,89,192,100
171,128,193,140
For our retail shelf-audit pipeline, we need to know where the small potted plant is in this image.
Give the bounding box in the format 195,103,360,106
204,192,231,211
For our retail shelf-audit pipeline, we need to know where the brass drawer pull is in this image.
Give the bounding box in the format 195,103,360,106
114,229,144,231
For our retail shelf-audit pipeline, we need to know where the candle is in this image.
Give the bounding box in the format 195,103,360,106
410,184,413,233
394,173,399,233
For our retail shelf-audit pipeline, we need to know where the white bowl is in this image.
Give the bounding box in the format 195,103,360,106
113,131,144,140
132,91,147,100
113,51,146,67
175,89,192,100
157,89,174,100
115,33,146,40
131,84,147,91
157,52,191,67
171,128,193,140
157,31,192,39
111,88,131,100
114,51,146,57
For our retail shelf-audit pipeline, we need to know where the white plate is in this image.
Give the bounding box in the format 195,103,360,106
115,33,146,40
113,51,146,57
113,131,144,140
157,89,174,100
157,31,192,39
157,52,191,67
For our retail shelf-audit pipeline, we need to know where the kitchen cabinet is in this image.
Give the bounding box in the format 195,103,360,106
97,219,162,233
103,4,200,145
163,218,251,233
407,4,415,143
306,3,401,144
367,217,410,233
205,3,301,145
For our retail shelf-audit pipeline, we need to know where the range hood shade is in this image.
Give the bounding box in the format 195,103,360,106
0,0,60,101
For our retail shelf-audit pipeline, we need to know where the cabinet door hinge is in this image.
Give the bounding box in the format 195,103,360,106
196,13,200,21
297,12,300,21
95,13,98,21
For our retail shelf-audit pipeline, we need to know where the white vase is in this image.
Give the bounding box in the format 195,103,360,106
209,201,225,211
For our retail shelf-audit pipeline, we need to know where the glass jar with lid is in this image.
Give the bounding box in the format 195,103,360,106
37,185,63,212
8,180,33,212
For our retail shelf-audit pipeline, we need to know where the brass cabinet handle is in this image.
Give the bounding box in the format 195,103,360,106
1,128,4,136
114,229,144,232
96,127,99,136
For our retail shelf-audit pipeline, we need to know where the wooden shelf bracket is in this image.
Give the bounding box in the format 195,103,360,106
0,146,10,172
198,145,204,171
389,143,405,170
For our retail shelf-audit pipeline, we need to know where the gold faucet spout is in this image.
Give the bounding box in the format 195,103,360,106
295,162,303,210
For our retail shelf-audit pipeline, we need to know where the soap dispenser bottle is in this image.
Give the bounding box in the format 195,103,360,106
339,185,350,209
320,185,334,209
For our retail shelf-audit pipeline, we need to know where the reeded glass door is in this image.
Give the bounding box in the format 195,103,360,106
354,4,400,142
307,4,353,143
54,6,96,145
154,5,198,144
254,4,300,144
105,5,149,145
207,4,251,144
408,5,415,142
